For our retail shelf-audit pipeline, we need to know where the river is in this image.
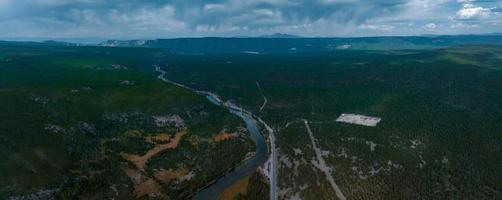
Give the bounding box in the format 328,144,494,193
192,95,267,200
155,66,270,200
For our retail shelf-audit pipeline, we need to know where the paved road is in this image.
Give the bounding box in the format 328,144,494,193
257,117,278,200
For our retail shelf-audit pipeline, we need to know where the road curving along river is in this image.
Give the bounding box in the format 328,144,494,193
155,66,270,200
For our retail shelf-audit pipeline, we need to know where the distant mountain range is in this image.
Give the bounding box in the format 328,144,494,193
0,40,83,47
98,34,502,54
259,33,301,38
2,34,502,53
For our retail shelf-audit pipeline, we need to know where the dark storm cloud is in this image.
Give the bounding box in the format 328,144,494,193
0,0,500,40
167,0,409,27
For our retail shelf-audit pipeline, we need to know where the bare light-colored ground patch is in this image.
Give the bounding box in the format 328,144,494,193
121,128,190,198
154,168,190,184
121,129,187,171
336,113,381,127
212,131,238,143
145,133,171,143
152,115,185,128
124,168,161,198
134,179,161,198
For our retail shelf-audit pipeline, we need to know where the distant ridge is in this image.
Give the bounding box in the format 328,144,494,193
0,40,82,47
259,33,301,38
98,34,502,54
420,33,502,37
41,40,83,46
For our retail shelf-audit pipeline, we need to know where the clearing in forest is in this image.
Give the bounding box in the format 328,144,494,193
121,129,187,171
336,113,381,127
212,131,238,143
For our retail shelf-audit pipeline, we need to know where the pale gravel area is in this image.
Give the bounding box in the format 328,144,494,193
365,141,377,152
44,124,65,134
336,113,381,127
152,114,185,128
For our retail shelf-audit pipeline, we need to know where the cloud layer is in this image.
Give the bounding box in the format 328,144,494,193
0,0,500,40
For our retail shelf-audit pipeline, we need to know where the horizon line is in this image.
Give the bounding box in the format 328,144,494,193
1,32,501,45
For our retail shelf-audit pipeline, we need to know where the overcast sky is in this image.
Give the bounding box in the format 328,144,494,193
0,0,501,41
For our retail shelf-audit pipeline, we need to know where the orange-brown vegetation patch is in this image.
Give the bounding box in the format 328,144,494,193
218,175,251,200
97,138,119,160
125,130,142,137
154,168,190,183
212,132,238,143
135,179,161,198
145,133,171,143
124,168,161,198
121,129,187,171
124,168,146,184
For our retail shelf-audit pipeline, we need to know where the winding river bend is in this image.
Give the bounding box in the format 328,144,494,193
155,66,270,200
